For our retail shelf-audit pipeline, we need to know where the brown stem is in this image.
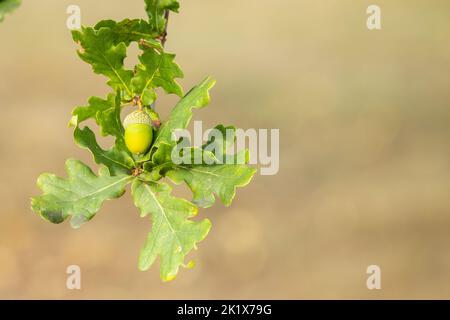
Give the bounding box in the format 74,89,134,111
150,10,170,111
161,10,170,47
133,96,143,111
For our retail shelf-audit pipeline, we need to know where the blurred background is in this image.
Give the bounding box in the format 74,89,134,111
0,0,450,299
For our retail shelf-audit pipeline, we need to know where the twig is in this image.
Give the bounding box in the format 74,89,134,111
150,10,170,110
161,10,170,47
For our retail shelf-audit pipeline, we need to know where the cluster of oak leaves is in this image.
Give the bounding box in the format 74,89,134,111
28,0,256,281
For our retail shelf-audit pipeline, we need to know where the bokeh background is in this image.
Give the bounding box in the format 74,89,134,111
1,0,449,299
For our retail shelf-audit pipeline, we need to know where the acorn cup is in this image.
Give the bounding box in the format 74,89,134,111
123,110,154,154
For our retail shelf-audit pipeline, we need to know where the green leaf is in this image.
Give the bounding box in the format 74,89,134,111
0,0,20,22
132,179,211,281
74,126,135,176
31,159,132,229
70,93,123,139
165,124,256,208
167,165,256,208
94,19,162,47
72,26,134,97
151,77,216,157
72,19,181,106
201,124,249,164
131,46,183,105
147,79,256,208
144,0,180,34
70,92,135,175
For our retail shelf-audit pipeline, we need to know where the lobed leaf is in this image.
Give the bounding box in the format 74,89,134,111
202,124,249,164
94,19,162,47
73,19,182,107
147,80,256,208
132,179,211,281
73,126,135,176
70,93,124,138
167,165,256,208
131,46,184,105
151,77,216,155
70,92,135,175
31,159,132,229
72,27,134,98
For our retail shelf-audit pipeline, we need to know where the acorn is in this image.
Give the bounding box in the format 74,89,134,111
123,110,154,154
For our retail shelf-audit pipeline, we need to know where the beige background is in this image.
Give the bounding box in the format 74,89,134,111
0,0,450,299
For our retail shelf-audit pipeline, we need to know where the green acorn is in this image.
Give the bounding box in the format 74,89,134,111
123,110,153,154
